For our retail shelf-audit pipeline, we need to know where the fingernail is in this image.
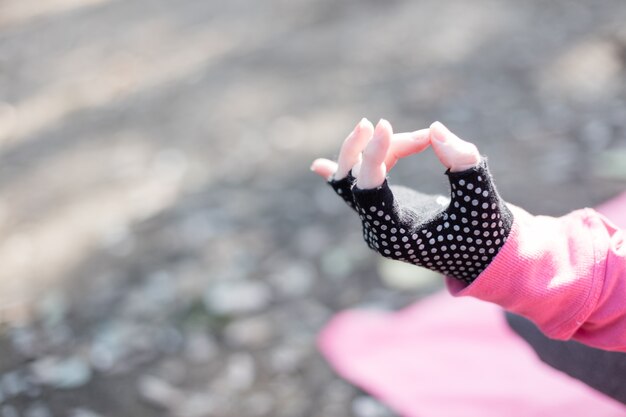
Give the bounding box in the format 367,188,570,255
358,117,369,129
430,121,447,143
375,118,389,132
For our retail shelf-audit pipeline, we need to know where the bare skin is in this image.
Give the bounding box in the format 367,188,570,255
311,119,481,188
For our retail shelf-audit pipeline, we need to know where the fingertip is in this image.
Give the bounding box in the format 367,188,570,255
359,117,374,132
430,121,453,144
364,120,392,163
428,122,481,172
376,118,393,138
310,158,337,180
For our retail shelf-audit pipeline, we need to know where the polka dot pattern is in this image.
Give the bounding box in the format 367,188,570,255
330,160,513,284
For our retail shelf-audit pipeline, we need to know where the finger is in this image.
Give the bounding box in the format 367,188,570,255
357,119,392,189
385,128,431,171
429,121,481,172
335,118,374,180
310,158,338,180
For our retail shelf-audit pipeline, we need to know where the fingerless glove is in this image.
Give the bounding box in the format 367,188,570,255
328,159,513,283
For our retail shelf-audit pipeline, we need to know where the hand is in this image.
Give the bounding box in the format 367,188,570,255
310,118,432,181
310,118,431,210
311,119,512,284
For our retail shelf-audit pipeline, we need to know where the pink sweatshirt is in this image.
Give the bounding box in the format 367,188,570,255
446,203,626,352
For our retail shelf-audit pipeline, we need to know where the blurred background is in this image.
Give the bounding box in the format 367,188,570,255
1,0,626,415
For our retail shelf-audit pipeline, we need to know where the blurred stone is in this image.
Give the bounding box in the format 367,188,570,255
137,375,184,410
581,120,613,151
152,148,189,182
540,39,622,101
38,289,70,329
184,331,218,363
156,326,184,354
296,226,331,258
89,322,134,372
1,370,28,397
320,247,356,280
180,212,222,245
9,326,40,358
69,409,103,417
315,379,355,416
592,148,626,180
294,299,332,329
24,404,52,417
244,391,275,416
377,258,442,291
224,316,274,348
270,344,309,374
31,356,92,389
145,270,177,307
224,353,256,391
204,280,272,315
1,405,18,417
101,225,135,257
152,359,187,386
174,393,216,417
352,396,395,417
269,261,315,297
48,325,74,350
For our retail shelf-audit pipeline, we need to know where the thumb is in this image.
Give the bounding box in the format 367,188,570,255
429,121,481,172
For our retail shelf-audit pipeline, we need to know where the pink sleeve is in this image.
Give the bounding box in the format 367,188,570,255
446,205,626,352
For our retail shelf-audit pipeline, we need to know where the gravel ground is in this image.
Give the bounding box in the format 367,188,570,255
1,0,626,416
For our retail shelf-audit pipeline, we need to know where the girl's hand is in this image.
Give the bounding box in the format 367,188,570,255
310,118,431,210
311,119,512,284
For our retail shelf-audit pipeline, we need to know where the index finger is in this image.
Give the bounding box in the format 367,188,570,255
385,128,431,170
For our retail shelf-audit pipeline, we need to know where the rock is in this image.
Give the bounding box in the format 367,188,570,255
89,322,132,372
320,247,356,280
37,291,68,327
351,396,395,417
1,370,28,397
244,391,274,416
174,393,215,417
204,280,272,315
377,257,442,292
184,331,218,363
296,226,331,258
269,261,315,297
9,326,40,358
155,326,184,354
69,409,103,417
223,353,256,391
24,404,52,417
137,375,184,410
270,344,309,374
592,148,626,180
1,405,18,417
223,316,274,349
31,356,92,389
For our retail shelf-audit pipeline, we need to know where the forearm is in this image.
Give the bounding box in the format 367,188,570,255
447,205,626,352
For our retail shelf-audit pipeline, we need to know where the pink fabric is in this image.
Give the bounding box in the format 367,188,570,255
597,191,626,229
447,203,626,351
318,191,626,416
318,292,626,417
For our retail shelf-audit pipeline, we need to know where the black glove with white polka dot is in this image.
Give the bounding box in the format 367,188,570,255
330,159,513,284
